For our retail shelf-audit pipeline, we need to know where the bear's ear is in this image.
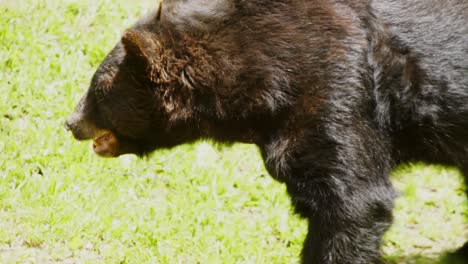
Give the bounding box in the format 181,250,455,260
121,29,151,63
156,1,163,21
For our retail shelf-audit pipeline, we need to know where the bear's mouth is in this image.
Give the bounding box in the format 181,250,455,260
92,130,119,157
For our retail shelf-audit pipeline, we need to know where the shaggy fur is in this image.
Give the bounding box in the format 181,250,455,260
65,0,468,263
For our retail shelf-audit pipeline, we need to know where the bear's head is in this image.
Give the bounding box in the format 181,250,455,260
65,34,160,157
65,3,211,157
65,0,299,157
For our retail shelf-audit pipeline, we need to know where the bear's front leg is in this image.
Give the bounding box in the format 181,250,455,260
297,189,394,264
265,124,396,264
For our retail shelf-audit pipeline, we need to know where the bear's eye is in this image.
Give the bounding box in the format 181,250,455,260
91,68,117,102
94,85,112,102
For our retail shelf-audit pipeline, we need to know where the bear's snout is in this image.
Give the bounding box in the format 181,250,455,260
64,116,78,132
64,112,97,141
65,112,121,157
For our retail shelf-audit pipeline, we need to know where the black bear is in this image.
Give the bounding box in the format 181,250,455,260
65,0,468,263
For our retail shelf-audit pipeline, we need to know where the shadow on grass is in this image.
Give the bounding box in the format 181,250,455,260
385,251,465,264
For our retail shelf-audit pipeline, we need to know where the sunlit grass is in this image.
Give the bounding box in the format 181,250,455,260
0,0,466,263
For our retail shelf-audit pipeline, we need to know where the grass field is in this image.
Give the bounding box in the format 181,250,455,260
0,0,466,263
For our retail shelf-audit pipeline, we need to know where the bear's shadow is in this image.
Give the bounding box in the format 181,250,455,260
385,251,464,264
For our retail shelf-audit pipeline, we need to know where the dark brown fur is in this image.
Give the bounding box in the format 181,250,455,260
66,0,468,263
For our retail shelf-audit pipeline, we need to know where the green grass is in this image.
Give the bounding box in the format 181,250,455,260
0,0,466,263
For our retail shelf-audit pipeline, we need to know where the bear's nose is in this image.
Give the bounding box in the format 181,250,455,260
64,119,72,131
64,113,98,141
64,112,82,132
